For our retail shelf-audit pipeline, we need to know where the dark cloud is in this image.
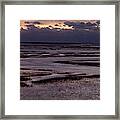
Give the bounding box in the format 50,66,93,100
24,21,30,24
63,24,66,27
25,25,40,31
32,21,41,24
40,27,52,31
49,25,53,28
20,24,100,45
64,21,99,31
26,24,34,27
55,24,59,26
24,21,41,25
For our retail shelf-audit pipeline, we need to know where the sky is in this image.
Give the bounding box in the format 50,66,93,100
20,20,100,45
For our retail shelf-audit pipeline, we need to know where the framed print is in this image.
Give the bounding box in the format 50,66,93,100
0,0,119,119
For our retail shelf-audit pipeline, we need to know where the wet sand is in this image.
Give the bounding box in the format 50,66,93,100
20,78,100,100
20,43,100,100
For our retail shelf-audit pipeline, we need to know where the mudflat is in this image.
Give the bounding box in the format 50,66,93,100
20,43,100,100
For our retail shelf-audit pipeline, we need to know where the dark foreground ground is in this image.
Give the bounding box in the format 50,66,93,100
20,43,100,100
20,78,100,100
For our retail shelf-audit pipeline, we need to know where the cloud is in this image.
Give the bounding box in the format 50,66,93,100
64,21,99,30
25,24,40,31
63,24,66,27
26,24,35,27
24,21,41,25
55,24,59,26
20,24,100,45
49,25,53,28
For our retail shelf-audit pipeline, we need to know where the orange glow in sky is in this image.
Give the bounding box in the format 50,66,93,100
20,20,98,30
